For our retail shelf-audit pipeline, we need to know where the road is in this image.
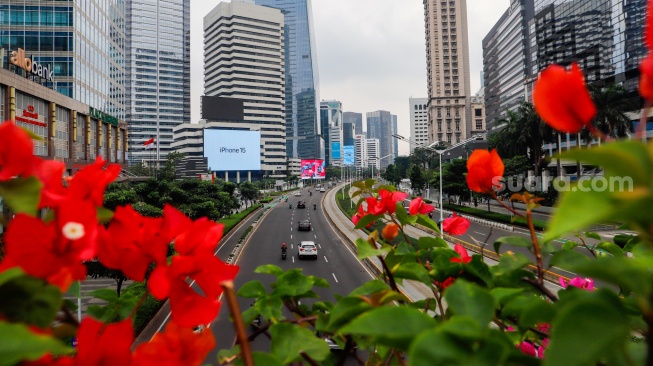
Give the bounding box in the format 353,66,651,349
203,188,374,364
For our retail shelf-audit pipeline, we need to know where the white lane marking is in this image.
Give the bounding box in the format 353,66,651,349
324,256,328,262
314,235,317,238
292,256,295,263
290,228,292,231
291,243,293,249
332,273,338,283
318,244,322,249
473,231,485,235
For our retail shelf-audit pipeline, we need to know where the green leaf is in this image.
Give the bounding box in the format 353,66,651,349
561,241,579,251
444,280,496,327
270,323,330,363
0,275,62,328
544,189,613,242
549,249,590,269
493,236,533,254
355,238,390,260
88,288,118,302
415,215,441,234
238,352,283,366
237,280,267,298
0,177,42,216
217,345,241,365
96,207,114,223
21,127,44,141
569,257,651,295
255,264,284,277
350,280,390,296
340,306,436,350
273,270,314,297
584,232,601,241
308,276,330,288
545,290,630,366
65,281,81,298
364,179,376,189
0,321,72,366
256,296,284,322
491,288,524,306
463,255,494,287
393,262,431,285
495,251,531,276
395,203,416,225
324,296,372,332
0,268,24,287
353,214,381,229
595,241,623,257
418,237,448,250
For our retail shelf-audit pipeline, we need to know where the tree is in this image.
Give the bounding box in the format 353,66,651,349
158,151,184,181
239,181,258,208
441,159,469,199
382,164,402,187
410,147,438,170
588,84,638,140
408,165,426,195
393,156,411,178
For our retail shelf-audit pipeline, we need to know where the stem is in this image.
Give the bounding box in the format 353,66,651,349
430,286,446,320
379,253,400,294
491,192,525,218
646,292,653,366
221,280,254,366
60,304,80,327
128,291,148,321
523,278,558,302
636,102,651,141
578,236,596,258
383,349,395,366
527,211,544,285
300,352,320,366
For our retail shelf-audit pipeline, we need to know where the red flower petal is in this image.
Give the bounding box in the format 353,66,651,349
640,53,653,101
466,149,505,194
66,157,121,206
133,322,216,366
442,213,470,235
450,244,472,264
533,63,596,133
0,121,34,181
76,318,133,365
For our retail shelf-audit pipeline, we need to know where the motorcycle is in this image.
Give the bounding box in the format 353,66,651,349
313,203,317,210
282,249,287,260
289,203,292,209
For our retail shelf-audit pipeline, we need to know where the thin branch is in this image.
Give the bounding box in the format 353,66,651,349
300,352,320,366
430,286,446,320
221,280,254,366
491,191,525,218
60,303,80,327
522,278,558,302
527,211,544,286
578,236,597,258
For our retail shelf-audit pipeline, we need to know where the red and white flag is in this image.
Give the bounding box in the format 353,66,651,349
143,137,155,149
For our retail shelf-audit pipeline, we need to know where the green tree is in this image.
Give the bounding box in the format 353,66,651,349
588,84,638,140
239,181,259,208
410,147,438,170
158,151,184,181
408,165,426,195
382,164,402,186
431,159,468,201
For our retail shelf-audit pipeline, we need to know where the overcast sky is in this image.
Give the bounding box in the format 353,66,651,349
189,0,510,156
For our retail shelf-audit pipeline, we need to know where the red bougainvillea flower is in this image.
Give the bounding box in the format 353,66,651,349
97,205,172,281
450,244,472,264
0,121,35,181
30,157,67,208
76,317,133,365
352,204,366,226
442,212,470,235
409,197,435,216
640,53,653,101
466,149,505,194
382,223,399,241
133,322,215,366
559,276,595,291
378,190,408,214
435,277,455,290
532,63,596,133
2,199,98,291
148,254,239,327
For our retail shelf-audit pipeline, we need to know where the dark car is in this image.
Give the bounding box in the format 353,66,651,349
297,201,306,209
298,220,311,231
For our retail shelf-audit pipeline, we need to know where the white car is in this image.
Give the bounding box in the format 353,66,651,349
294,192,301,196
298,241,318,260
320,188,326,192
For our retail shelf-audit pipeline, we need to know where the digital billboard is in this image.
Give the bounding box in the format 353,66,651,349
331,142,341,159
204,129,261,171
300,159,325,179
343,145,355,165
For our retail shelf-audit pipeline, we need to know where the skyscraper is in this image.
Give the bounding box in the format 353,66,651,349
254,0,322,160
202,0,286,177
423,0,473,145
125,0,190,164
343,111,363,135
320,100,343,167
409,97,429,153
366,110,395,168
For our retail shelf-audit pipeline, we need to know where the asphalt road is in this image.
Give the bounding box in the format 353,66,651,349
204,188,374,364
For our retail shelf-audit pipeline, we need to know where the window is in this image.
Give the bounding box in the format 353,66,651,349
476,119,483,130
475,108,482,117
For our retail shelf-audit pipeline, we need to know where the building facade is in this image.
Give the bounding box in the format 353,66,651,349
0,0,127,122
482,0,534,131
202,1,286,177
254,0,322,160
343,111,363,135
320,100,343,167
353,133,366,169
365,138,380,170
366,110,395,168
409,97,429,153
423,0,473,145
125,0,190,164
470,88,486,135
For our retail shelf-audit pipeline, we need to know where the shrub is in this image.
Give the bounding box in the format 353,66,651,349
122,282,164,336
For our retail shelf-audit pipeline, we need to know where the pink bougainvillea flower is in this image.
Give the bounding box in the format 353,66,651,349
442,212,470,235
378,189,408,214
532,63,596,133
76,317,133,365
409,197,435,216
132,322,215,366
450,244,472,264
639,53,653,102
559,276,595,291
0,121,35,181
466,149,505,194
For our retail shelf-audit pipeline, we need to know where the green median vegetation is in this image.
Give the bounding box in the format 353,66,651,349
444,203,548,231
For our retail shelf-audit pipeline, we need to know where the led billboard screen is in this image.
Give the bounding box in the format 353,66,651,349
343,145,355,165
331,142,341,159
204,129,261,171
300,159,325,179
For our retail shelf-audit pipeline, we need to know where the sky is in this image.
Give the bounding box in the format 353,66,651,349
189,0,510,156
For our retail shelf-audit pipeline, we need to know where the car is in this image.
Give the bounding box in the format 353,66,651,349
298,241,318,259
320,188,326,192
294,192,301,196
298,220,311,231
297,201,306,209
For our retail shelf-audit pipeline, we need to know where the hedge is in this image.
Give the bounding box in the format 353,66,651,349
122,282,164,336
443,204,548,231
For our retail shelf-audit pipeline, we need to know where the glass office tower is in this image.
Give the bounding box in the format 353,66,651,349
254,0,322,160
126,0,190,164
0,0,127,119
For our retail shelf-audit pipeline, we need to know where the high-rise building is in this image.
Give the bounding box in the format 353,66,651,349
254,0,322,160
0,0,126,119
365,138,380,170
353,134,366,169
423,0,473,145
125,0,191,164
366,110,395,168
392,114,398,159
482,0,534,131
343,111,363,135
471,89,486,135
320,100,343,167
202,1,286,176
409,97,429,153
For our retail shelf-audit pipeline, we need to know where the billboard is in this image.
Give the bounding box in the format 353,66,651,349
204,129,261,171
300,159,326,179
331,142,341,159
343,145,355,165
